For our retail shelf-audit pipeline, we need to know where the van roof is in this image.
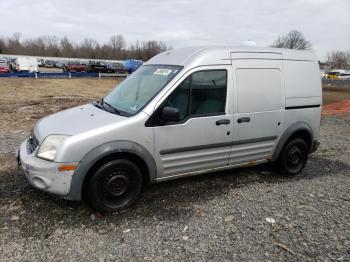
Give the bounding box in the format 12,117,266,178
145,46,318,67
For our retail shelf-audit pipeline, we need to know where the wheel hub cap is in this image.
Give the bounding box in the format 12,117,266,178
287,146,302,167
103,171,129,197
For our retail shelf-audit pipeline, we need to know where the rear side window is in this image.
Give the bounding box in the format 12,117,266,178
236,68,282,113
165,70,227,121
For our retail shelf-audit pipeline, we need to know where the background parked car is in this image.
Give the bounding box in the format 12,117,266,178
0,59,10,73
7,58,16,72
339,73,350,80
37,59,46,67
123,59,143,74
323,70,346,79
323,71,339,79
107,62,128,74
63,62,87,72
87,61,108,73
54,61,64,69
44,60,55,68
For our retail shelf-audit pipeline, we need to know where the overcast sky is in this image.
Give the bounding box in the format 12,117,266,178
1,0,349,60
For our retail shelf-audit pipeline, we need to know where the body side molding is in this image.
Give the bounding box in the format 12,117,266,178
285,104,320,110
160,136,277,155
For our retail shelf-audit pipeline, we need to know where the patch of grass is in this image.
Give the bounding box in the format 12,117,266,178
0,78,121,133
323,84,350,105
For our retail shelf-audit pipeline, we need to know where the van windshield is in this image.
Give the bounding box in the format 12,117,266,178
103,65,182,116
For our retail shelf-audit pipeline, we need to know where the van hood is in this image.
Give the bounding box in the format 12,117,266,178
33,103,125,143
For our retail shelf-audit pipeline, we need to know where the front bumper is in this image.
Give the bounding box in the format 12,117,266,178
18,139,75,196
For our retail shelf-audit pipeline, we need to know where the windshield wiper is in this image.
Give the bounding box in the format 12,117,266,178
93,98,126,116
101,98,125,116
92,99,103,109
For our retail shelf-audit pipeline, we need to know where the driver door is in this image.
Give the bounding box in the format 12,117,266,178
150,66,234,179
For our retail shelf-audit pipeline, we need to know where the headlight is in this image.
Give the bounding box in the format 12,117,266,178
37,135,69,161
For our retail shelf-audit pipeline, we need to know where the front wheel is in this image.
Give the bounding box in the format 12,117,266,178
278,138,309,176
87,159,143,212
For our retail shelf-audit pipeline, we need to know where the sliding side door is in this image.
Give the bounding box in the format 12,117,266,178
230,53,285,165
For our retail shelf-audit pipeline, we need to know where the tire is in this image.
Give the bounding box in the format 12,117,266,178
87,159,143,212
278,138,309,176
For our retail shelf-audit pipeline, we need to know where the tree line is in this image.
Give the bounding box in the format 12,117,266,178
326,50,350,69
0,33,169,61
1,31,349,68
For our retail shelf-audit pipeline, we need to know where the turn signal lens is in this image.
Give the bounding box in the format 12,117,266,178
58,164,77,172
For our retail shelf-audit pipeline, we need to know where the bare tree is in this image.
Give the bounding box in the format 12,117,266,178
327,50,348,69
346,51,350,68
0,37,5,53
23,37,46,56
272,30,312,50
44,36,60,57
77,38,100,59
60,36,75,58
109,35,126,59
6,32,23,54
97,43,111,59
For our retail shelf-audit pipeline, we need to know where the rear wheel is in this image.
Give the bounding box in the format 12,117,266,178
87,159,143,212
278,138,309,176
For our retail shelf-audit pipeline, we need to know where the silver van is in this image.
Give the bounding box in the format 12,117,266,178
17,47,322,212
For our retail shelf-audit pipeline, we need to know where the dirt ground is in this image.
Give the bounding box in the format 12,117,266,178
0,78,350,261
0,78,119,132
323,84,350,105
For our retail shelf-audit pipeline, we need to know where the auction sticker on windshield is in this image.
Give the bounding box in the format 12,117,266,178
154,68,172,76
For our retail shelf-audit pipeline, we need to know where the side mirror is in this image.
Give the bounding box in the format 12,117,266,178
161,106,181,122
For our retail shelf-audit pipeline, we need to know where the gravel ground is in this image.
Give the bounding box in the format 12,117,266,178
0,77,350,261
0,114,349,261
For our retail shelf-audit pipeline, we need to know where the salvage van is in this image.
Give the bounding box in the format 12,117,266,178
17,47,322,212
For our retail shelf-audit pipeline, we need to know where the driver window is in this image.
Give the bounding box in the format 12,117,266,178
165,77,190,121
163,69,227,122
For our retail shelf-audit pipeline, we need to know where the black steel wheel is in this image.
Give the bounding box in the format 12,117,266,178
279,138,309,176
88,159,142,212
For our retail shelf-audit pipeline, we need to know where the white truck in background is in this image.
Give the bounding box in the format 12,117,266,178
15,57,38,72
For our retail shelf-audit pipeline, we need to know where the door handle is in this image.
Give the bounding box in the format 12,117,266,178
237,117,251,123
216,119,230,125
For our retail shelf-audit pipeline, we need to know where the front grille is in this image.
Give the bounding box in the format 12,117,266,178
27,133,39,154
